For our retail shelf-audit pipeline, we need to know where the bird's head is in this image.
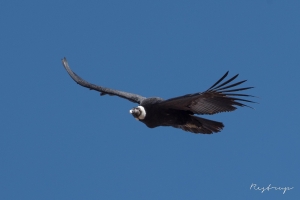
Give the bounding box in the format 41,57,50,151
129,106,146,120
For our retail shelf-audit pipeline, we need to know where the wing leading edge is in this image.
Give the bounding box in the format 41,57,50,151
62,58,146,104
158,71,256,115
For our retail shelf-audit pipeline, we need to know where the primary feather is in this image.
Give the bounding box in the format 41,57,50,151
158,71,256,115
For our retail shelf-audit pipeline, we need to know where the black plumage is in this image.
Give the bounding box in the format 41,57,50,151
62,58,255,134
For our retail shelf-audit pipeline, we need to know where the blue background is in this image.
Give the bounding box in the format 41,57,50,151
0,1,299,199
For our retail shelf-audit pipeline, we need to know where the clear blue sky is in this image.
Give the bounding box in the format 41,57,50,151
0,1,299,199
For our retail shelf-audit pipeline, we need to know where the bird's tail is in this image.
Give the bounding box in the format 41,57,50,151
173,116,224,134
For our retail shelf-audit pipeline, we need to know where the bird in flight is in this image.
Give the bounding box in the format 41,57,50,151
62,58,255,134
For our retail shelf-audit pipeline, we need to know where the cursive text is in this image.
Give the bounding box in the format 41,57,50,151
250,183,294,194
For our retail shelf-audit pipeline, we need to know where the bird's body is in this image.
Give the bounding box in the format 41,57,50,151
62,58,255,134
140,97,190,128
133,98,223,134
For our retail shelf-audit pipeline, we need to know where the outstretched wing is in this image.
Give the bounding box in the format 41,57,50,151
158,71,256,115
62,57,146,104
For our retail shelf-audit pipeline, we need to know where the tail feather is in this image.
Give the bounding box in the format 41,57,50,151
173,116,224,134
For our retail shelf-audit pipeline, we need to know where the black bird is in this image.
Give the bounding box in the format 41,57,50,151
62,58,255,134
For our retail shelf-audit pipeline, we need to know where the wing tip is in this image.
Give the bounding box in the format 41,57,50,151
61,57,69,69
62,57,67,63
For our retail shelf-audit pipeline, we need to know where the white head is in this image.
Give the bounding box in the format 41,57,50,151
129,106,146,120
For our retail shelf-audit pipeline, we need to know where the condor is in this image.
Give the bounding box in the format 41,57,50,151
62,58,255,134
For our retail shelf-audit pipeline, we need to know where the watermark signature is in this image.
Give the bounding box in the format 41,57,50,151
250,183,294,194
